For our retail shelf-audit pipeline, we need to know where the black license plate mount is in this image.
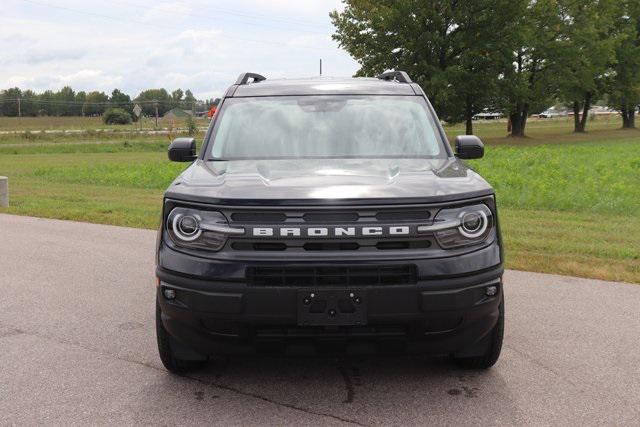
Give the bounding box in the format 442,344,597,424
297,289,367,326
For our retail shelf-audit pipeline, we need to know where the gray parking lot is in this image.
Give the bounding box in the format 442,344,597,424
1,214,639,425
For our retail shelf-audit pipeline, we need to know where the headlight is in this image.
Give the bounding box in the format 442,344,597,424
166,207,244,251
418,204,493,249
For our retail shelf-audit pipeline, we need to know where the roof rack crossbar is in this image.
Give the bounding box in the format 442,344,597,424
235,72,267,85
377,71,412,83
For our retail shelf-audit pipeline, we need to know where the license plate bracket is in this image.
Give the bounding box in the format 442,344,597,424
297,289,367,326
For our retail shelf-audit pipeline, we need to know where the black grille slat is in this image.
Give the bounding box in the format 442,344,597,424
303,212,359,223
303,242,360,251
375,210,431,221
247,265,417,287
231,212,286,222
376,240,431,250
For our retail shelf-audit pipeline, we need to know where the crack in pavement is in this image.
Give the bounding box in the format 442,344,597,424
181,373,367,426
505,344,579,387
0,323,367,426
0,328,25,340
505,343,640,419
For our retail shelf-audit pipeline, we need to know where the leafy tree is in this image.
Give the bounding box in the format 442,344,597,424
556,0,620,132
608,0,640,128
171,88,184,108
184,89,196,112
110,89,132,113
83,91,109,116
55,86,76,116
135,88,171,116
0,88,22,116
39,90,56,116
497,0,569,137
75,91,87,116
330,0,525,134
21,90,39,117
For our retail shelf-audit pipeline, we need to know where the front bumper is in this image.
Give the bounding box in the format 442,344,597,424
157,257,503,356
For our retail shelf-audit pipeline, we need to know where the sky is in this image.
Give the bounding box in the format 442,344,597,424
0,0,361,99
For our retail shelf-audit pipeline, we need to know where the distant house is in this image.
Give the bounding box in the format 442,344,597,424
473,110,503,120
164,108,193,119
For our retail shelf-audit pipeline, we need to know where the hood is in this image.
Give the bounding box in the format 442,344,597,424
164,158,493,206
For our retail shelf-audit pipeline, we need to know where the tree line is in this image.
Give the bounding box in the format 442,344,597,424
0,87,217,118
331,0,640,136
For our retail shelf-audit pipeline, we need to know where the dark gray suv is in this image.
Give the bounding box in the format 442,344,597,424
155,71,504,372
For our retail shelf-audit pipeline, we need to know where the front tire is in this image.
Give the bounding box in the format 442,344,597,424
156,302,206,373
453,300,504,369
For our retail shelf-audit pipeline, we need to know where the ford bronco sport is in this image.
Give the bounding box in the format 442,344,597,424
156,71,504,372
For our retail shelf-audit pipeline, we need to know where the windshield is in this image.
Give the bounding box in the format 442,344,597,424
208,96,446,160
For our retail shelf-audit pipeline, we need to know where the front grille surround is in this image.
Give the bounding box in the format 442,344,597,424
222,205,439,254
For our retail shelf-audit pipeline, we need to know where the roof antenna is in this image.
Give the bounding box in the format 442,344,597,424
319,59,322,76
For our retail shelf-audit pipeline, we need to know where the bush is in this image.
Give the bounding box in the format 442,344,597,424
22,131,41,141
186,115,198,136
103,108,132,125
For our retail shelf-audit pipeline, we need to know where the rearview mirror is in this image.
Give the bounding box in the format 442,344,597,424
455,135,484,159
168,138,197,162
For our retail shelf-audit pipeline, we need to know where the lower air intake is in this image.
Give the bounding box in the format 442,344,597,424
247,265,417,287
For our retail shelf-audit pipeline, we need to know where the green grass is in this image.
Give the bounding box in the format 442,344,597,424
0,127,206,146
469,139,640,214
445,114,638,145
0,140,167,155
0,117,638,283
0,115,210,131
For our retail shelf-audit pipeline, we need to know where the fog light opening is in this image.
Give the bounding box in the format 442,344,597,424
485,285,498,297
163,288,176,300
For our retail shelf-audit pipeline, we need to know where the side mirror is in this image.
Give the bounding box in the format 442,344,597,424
455,135,484,159
168,138,197,162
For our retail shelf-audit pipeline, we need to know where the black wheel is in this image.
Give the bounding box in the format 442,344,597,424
453,300,504,369
156,302,206,373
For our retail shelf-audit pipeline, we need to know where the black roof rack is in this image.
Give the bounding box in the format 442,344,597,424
377,71,412,83
235,72,267,85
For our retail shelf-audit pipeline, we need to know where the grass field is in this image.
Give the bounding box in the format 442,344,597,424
0,115,210,132
0,116,638,283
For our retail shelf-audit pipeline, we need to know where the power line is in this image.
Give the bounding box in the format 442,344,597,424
15,0,338,52
103,0,330,34
0,98,203,106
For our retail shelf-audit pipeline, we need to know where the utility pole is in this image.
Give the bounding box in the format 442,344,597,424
319,59,323,76
17,97,21,118
154,101,159,128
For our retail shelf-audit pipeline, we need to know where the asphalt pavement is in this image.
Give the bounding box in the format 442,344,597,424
1,214,639,426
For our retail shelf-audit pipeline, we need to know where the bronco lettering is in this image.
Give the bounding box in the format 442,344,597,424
252,226,411,238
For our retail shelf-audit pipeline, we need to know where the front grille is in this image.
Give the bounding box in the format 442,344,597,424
223,205,439,253
247,265,417,287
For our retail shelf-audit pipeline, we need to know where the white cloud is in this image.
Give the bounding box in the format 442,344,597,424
56,69,124,90
0,0,359,98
